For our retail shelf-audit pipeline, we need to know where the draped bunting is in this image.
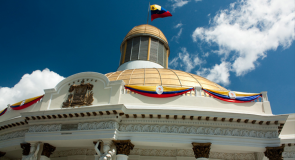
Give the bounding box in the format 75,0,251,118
10,95,44,110
0,108,7,116
125,85,194,98
203,89,261,103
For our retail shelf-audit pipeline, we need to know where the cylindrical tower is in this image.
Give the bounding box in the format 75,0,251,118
118,24,170,71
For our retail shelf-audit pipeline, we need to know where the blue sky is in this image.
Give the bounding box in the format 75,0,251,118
0,0,294,114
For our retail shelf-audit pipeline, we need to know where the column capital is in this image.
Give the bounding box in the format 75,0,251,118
112,140,134,155
0,151,6,157
192,142,212,159
41,143,56,158
264,145,284,160
20,143,31,156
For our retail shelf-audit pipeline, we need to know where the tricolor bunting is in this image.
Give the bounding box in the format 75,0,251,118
150,4,172,21
0,108,7,116
203,88,261,103
125,85,193,98
10,95,44,110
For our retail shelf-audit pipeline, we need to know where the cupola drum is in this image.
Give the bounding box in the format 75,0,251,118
119,24,170,70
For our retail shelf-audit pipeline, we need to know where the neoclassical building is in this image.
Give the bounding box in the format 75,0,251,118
0,24,294,160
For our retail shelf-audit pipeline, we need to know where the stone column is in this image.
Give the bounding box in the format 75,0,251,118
192,143,211,160
0,151,6,157
40,143,56,160
20,143,31,159
93,141,103,160
264,145,284,160
112,140,134,160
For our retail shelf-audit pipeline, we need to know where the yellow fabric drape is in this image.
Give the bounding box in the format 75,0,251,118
204,88,260,97
11,95,44,106
125,85,192,92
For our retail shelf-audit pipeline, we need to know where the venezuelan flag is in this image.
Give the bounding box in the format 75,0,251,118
125,85,193,98
10,95,44,110
150,4,172,21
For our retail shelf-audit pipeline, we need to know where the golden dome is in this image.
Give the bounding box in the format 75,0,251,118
123,24,168,45
105,68,227,91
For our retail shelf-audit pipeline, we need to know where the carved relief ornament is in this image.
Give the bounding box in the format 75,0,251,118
62,79,94,108
41,143,56,158
112,140,134,155
192,143,211,159
264,145,284,160
20,143,31,155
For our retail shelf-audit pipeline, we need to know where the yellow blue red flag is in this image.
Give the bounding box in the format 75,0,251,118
150,4,172,21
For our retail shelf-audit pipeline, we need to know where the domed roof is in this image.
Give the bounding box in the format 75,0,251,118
105,68,227,91
123,24,168,44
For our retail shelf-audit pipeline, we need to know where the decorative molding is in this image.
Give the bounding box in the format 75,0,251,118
78,121,118,130
27,121,118,133
130,148,255,159
210,152,256,160
0,130,27,141
51,148,96,158
118,123,278,139
20,143,31,156
41,143,56,158
28,124,61,132
192,143,211,158
283,151,295,158
131,148,178,157
264,146,284,160
176,149,194,157
121,119,278,130
113,140,134,155
283,146,295,158
284,145,295,152
254,152,265,160
28,115,117,125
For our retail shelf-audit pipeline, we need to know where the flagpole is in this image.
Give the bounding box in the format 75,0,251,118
147,2,150,24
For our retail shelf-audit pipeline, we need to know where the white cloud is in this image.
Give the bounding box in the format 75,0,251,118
0,69,64,110
197,61,231,86
170,0,190,10
170,0,203,10
174,22,183,28
192,0,295,76
169,48,204,72
203,52,209,57
172,28,183,43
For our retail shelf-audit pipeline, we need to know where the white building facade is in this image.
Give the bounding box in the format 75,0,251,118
0,25,294,160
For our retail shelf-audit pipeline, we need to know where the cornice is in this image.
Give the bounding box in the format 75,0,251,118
23,120,279,139
27,121,118,133
124,105,289,122
28,115,119,125
121,119,278,131
1,105,287,140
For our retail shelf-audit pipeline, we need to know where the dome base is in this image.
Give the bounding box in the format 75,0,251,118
117,60,164,71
